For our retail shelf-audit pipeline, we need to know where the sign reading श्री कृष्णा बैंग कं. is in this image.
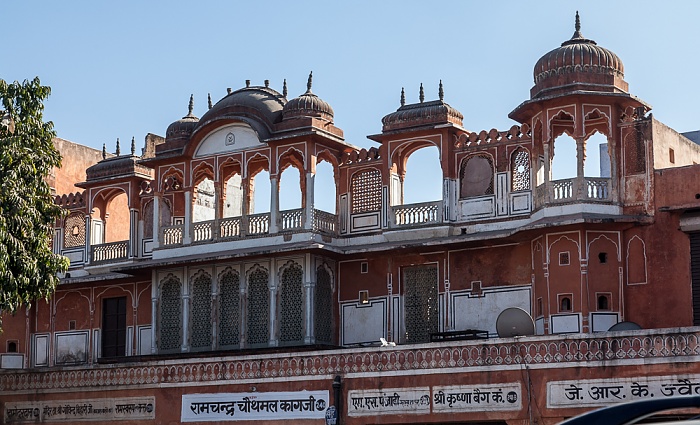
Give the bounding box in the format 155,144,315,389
181,390,330,422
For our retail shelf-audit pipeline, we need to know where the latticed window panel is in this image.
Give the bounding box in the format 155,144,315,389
460,155,495,198
247,268,270,345
64,213,85,248
351,169,382,214
511,149,531,191
159,275,182,351
403,265,438,344
314,267,333,344
143,200,154,239
190,271,212,350
279,263,304,343
219,269,240,347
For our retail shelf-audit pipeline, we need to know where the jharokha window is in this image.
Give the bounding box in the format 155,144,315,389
460,155,494,199
351,169,382,213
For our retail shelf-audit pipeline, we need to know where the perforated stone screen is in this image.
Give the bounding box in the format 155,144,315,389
403,265,438,344
351,169,382,214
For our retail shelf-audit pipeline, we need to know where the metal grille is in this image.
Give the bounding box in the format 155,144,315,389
511,149,531,191
64,212,85,248
279,263,304,343
351,169,382,213
190,271,212,350
403,265,438,344
314,266,333,343
219,269,240,347
159,275,182,351
247,267,270,345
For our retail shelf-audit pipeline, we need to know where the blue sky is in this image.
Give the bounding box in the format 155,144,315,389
4,1,700,209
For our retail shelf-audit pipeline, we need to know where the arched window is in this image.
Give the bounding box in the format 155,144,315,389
560,296,572,312
279,262,304,344
315,266,333,344
193,178,215,222
511,148,531,191
460,155,494,198
402,146,442,204
597,295,610,311
159,275,182,352
247,267,270,346
314,160,336,213
64,212,85,248
189,270,212,351
218,268,240,348
351,169,382,213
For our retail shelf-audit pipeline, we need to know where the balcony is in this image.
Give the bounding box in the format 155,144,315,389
391,200,442,228
537,177,611,205
90,240,129,265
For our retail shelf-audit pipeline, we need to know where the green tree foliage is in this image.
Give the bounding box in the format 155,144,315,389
0,78,69,321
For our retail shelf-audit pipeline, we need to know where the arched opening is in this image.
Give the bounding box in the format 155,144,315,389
560,296,572,312
223,174,243,217
402,146,442,204
105,192,130,243
314,160,336,213
551,134,577,181
597,294,610,311
584,132,610,178
143,198,172,239
279,165,302,211
193,177,215,223
251,170,271,214
460,154,494,198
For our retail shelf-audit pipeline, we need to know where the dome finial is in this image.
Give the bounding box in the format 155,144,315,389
115,137,121,156
575,11,581,32
400,87,405,106
102,143,106,160
571,11,584,39
207,93,212,110
283,79,288,97
188,94,194,116
419,83,424,103
439,80,444,101
306,71,313,94
131,136,136,155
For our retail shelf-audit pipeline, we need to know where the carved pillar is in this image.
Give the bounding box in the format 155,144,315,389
151,269,157,354
268,270,279,347
269,176,279,233
543,143,552,204
304,254,315,344
152,192,161,249
211,270,218,350
241,180,250,236
129,208,138,258
182,275,190,352
183,190,192,244
214,182,222,239
304,171,315,230
576,137,586,200
84,214,92,265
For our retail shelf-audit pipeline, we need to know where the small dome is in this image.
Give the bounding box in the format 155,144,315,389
165,95,199,142
381,83,463,132
531,12,627,98
197,85,286,134
282,72,334,122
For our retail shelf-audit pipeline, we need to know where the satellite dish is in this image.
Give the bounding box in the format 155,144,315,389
608,321,642,332
496,307,536,338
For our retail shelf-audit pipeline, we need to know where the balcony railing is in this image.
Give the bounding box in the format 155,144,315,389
162,224,184,246
247,213,270,235
193,220,215,243
586,177,610,200
545,177,611,205
281,209,303,231
313,209,337,234
552,178,574,201
90,240,129,264
219,216,242,239
392,200,442,227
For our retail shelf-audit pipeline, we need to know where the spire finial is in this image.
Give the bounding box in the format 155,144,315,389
208,93,212,110
188,94,194,116
400,87,405,107
306,71,313,93
283,79,288,97
245,80,250,88
439,80,444,101
131,136,136,155
419,83,424,103
569,10,584,40
575,11,581,32
102,143,106,160
115,138,121,156
264,79,270,88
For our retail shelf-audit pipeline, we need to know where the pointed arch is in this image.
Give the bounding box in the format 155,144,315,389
278,260,304,344
246,264,270,346
315,262,334,344
626,235,647,285
218,266,241,348
158,273,182,352
459,153,495,199
510,147,531,191
189,269,212,351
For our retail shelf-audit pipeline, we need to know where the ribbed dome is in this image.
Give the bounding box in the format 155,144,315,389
282,72,334,122
165,95,199,142
197,85,286,132
531,12,627,99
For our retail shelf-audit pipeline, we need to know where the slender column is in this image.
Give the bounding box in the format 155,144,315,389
576,137,586,200
84,215,92,265
304,172,315,230
543,144,552,204
269,268,279,347
304,280,315,344
151,269,157,354
211,271,218,350
152,192,161,249
269,176,279,233
129,208,138,258
214,182,222,239
183,190,192,244
182,269,190,352
241,180,250,236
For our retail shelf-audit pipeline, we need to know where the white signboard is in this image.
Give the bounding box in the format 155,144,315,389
433,383,522,413
347,387,431,416
4,397,155,423
548,375,700,408
181,391,329,422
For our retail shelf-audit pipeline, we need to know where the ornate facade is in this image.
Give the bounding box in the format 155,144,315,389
3,14,700,425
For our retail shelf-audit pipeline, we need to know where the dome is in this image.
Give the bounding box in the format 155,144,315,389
165,95,199,143
282,72,334,122
381,83,463,132
531,12,627,99
197,84,286,134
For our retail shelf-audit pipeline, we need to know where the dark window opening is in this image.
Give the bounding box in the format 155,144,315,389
559,252,570,266
360,262,368,274
7,341,17,353
537,298,543,316
102,297,127,358
560,296,572,312
68,320,76,330
597,295,610,310
598,252,608,264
